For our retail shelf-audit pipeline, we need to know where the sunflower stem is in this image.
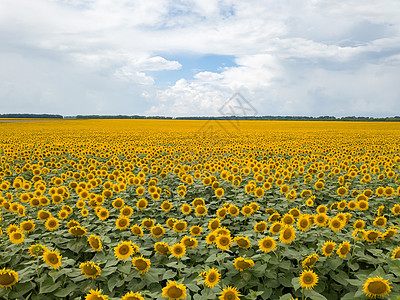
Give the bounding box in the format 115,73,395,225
302,287,305,300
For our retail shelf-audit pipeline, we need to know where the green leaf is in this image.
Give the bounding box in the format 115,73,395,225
291,277,301,291
306,289,328,300
9,281,35,298
54,283,77,297
186,283,200,292
117,262,132,274
107,275,120,292
40,276,61,294
163,269,177,280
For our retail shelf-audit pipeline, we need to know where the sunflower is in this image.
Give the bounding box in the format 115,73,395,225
364,230,381,243
85,289,109,300
268,212,281,223
233,257,254,271
67,220,80,228
216,235,232,251
336,241,351,258
329,217,344,232
228,205,239,216
131,225,144,237
391,247,400,259
321,241,336,257
392,204,400,216
181,236,198,249
97,208,110,220
269,222,283,235
0,268,18,289
215,188,224,198
254,221,267,233
195,205,208,217
132,255,151,275
80,261,101,279
358,200,369,211
120,206,133,218
241,205,253,216
373,216,387,228
208,218,221,231
204,268,221,288
162,281,187,300
233,236,251,249
142,218,155,228
190,225,202,236
302,254,319,269
37,209,52,221
166,218,176,229
181,204,192,214
20,220,35,233
161,201,172,212
151,224,165,238
28,244,48,257
363,277,392,299
136,198,148,210
219,285,241,300
171,243,186,258
154,242,170,255
116,216,130,230
69,225,87,237
173,221,187,233
9,230,25,244
120,291,145,300
279,226,296,244
216,207,227,219
258,236,276,253
299,270,318,290
297,216,311,231
114,241,136,260
42,250,62,269
206,232,217,244
88,235,102,251
192,198,205,207
337,186,348,196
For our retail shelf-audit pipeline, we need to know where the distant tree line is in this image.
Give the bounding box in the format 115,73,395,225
76,115,400,121
0,114,63,119
2,114,400,122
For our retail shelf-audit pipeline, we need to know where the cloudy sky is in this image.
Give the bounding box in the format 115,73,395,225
1,0,399,117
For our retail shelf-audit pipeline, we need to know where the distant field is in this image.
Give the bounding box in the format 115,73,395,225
0,119,400,299
0,119,63,123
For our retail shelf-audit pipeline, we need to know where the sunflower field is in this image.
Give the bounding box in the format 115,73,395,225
0,119,400,300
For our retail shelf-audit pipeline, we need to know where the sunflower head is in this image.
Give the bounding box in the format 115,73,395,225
363,276,392,299
162,281,187,300
80,261,101,279
88,235,102,251
258,236,276,253
170,243,186,258
204,268,221,288
233,257,254,272
219,285,241,300
120,291,144,300
154,242,170,255
42,250,62,269
0,268,18,289
299,269,318,290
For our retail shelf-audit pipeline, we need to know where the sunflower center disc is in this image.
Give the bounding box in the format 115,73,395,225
168,286,182,298
368,281,387,294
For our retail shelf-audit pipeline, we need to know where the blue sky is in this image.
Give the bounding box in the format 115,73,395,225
0,0,399,117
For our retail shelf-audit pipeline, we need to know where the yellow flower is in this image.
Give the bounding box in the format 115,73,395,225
279,226,296,244
114,241,138,260
181,236,198,249
116,216,130,230
204,268,221,288
195,205,207,217
162,281,187,300
208,218,221,231
258,236,276,253
364,230,381,243
20,220,35,233
321,241,336,257
391,247,400,259
233,257,254,271
69,225,87,237
181,204,192,214
28,244,48,257
85,289,109,300
189,225,202,236
42,250,62,269
254,221,268,233
154,242,170,255
363,277,392,299
80,261,101,279
120,291,144,300
302,254,319,269
299,269,318,290
9,230,25,244
161,200,172,212
88,235,102,251
0,268,18,289
219,285,241,300
170,243,186,258
233,236,251,249
45,217,59,231
336,241,351,258
131,224,144,237
216,235,232,251
173,221,187,233
151,224,165,238
132,255,151,275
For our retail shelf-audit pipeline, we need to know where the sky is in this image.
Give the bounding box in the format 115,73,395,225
0,0,400,117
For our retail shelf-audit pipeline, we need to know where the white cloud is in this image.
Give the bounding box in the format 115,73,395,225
0,0,399,116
